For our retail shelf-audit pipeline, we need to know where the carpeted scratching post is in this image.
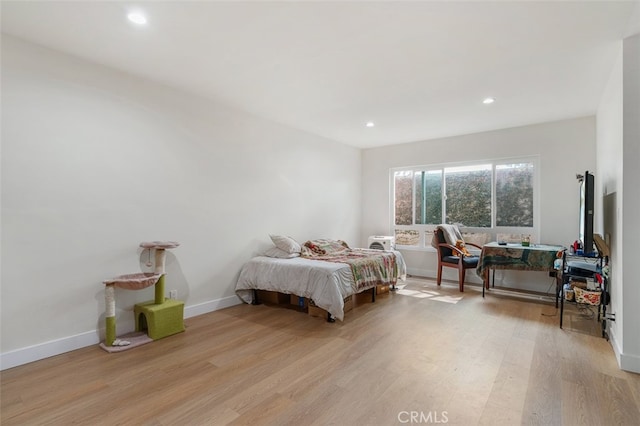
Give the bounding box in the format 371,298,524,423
153,247,167,304
105,284,116,346
155,274,165,305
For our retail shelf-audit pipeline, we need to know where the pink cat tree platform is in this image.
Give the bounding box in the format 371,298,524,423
100,241,184,353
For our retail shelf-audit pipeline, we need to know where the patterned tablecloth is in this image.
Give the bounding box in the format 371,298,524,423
476,242,565,285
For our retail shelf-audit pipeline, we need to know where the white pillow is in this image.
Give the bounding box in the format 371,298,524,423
263,247,300,259
269,234,301,254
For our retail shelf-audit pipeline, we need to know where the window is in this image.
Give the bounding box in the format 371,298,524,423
414,170,442,225
495,163,534,227
391,157,538,249
444,164,492,227
394,171,413,226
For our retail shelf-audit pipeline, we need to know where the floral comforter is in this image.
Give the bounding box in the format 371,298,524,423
302,240,401,292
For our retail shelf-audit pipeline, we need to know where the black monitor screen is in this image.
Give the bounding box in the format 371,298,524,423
579,171,595,255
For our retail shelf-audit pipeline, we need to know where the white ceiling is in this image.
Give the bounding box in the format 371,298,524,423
1,1,638,148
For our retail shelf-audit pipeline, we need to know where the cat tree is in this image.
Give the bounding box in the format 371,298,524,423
101,241,184,352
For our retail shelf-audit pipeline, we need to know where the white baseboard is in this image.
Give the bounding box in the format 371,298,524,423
406,268,484,285
620,352,640,373
406,268,436,278
0,295,243,371
0,330,101,371
609,325,623,366
610,327,640,373
184,295,242,318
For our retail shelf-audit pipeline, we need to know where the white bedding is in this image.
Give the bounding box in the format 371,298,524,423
235,250,406,321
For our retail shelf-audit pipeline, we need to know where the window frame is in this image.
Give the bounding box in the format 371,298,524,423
389,156,540,251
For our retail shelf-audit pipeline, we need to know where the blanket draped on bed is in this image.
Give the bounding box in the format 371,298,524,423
302,248,398,292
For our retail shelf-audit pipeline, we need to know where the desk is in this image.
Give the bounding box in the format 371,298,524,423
477,242,565,305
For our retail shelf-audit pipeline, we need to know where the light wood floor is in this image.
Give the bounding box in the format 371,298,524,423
2,277,639,425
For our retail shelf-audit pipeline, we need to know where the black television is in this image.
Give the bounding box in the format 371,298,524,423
578,171,595,256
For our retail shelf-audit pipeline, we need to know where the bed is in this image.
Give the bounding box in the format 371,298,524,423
235,237,406,321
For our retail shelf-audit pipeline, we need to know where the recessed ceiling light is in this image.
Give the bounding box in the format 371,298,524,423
127,12,147,25
365,122,375,128
482,97,495,104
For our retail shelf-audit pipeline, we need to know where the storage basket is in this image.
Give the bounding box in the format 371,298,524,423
570,279,587,289
574,287,601,306
564,288,575,301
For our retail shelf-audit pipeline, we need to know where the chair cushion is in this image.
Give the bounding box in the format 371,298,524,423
442,255,479,267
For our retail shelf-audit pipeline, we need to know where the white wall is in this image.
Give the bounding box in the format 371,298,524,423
621,33,640,373
596,43,625,367
361,117,596,290
596,33,640,374
1,36,361,368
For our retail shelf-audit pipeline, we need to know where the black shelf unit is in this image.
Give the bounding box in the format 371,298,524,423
559,252,610,339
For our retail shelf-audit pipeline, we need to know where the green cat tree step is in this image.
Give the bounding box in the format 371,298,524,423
134,299,185,340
